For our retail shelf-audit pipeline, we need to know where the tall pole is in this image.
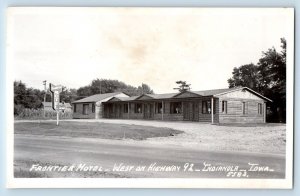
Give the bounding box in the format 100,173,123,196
211,97,214,124
53,90,60,126
263,102,267,123
99,79,102,94
43,80,47,118
128,102,130,119
56,111,59,126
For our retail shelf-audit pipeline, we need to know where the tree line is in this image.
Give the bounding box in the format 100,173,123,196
14,79,154,115
15,38,286,122
227,38,286,122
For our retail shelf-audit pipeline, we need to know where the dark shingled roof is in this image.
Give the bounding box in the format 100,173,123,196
141,93,178,99
73,87,272,103
72,92,124,103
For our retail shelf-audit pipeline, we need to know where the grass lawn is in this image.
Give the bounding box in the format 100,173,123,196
14,121,183,140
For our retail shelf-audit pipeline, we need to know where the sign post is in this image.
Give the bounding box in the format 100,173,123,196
43,80,47,118
49,83,63,126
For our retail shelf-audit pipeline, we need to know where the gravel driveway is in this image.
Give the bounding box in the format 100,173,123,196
58,119,286,155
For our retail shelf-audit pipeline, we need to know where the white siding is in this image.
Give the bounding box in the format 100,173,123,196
95,93,129,119
217,89,263,101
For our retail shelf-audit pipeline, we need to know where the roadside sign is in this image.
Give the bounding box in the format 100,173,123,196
50,83,63,111
50,84,63,93
53,91,60,110
49,83,63,126
60,102,66,113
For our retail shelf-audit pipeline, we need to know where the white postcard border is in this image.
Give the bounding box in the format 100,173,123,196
6,7,295,189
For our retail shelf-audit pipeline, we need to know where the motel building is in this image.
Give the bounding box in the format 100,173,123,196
72,87,271,123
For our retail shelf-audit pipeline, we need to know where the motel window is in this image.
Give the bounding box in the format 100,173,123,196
155,102,163,114
73,104,77,113
92,103,95,113
83,104,89,115
222,101,227,114
124,104,129,113
258,103,263,115
202,100,216,114
134,103,142,113
202,101,211,114
242,102,246,115
170,102,182,114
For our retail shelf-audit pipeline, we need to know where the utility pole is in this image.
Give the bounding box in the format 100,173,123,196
99,79,102,94
43,80,47,118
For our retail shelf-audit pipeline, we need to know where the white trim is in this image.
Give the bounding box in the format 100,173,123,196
211,97,214,124
263,102,267,123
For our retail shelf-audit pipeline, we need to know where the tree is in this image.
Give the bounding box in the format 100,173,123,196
14,81,27,115
13,78,155,115
14,80,27,106
227,63,261,92
137,83,154,94
173,81,191,92
76,78,155,97
14,81,78,114
14,80,44,114
77,86,92,97
60,87,78,103
257,38,286,95
257,38,286,122
227,38,286,122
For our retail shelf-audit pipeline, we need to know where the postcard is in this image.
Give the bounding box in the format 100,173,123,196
6,7,294,188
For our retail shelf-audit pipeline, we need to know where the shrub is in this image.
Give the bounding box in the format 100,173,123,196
14,104,24,115
14,108,73,120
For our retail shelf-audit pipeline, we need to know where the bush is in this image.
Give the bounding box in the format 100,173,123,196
14,108,73,120
14,104,24,115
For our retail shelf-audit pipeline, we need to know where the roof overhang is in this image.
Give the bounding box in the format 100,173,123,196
214,87,272,102
135,94,155,100
173,91,202,98
105,97,123,102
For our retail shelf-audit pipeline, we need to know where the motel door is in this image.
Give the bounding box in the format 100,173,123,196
193,102,199,121
183,102,199,121
143,103,154,119
183,102,189,120
105,104,113,118
116,104,122,118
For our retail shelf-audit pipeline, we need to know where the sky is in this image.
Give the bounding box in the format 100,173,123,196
7,7,291,93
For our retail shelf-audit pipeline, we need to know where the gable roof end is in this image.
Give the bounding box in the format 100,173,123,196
106,96,140,102
173,91,202,98
72,92,124,103
213,87,272,102
135,94,155,100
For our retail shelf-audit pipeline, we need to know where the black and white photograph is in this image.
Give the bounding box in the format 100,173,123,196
6,7,294,188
